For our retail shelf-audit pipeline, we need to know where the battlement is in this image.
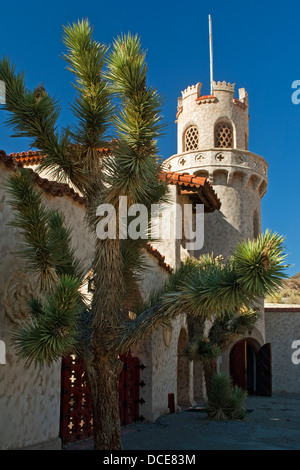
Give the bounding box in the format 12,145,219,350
213,80,235,93
181,82,202,99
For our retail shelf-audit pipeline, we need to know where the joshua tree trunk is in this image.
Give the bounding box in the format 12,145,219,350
202,357,218,392
84,349,123,450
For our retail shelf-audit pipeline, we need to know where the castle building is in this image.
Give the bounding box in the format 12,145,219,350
165,80,268,260
152,79,271,403
1,78,300,449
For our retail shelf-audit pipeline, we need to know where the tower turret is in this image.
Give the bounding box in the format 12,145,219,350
164,80,268,260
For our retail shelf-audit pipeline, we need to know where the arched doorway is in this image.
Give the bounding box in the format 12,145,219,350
230,339,272,396
177,328,190,405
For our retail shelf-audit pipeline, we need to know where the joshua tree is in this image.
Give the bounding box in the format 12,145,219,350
185,253,261,390
0,20,287,449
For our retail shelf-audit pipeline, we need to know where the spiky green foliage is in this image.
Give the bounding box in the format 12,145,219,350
181,242,285,396
185,338,221,361
104,33,166,207
0,58,86,189
165,232,287,319
5,169,83,292
5,168,87,366
62,20,112,149
206,372,248,421
12,275,82,367
233,229,288,297
208,307,260,352
117,232,287,354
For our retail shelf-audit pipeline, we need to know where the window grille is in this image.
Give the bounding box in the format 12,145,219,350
215,122,233,148
184,126,199,151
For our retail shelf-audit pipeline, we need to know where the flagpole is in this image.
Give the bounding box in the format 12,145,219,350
209,14,214,95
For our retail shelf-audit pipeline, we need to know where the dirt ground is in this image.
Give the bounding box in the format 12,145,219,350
67,393,300,451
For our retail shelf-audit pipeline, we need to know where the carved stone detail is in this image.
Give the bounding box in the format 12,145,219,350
4,272,33,323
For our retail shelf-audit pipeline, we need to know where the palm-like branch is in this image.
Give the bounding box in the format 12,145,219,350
118,231,287,352
0,58,87,189
233,229,288,297
104,33,166,207
12,275,82,367
62,19,113,150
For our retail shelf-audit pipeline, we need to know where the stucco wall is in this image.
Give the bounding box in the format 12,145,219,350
265,304,300,394
0,163,95,449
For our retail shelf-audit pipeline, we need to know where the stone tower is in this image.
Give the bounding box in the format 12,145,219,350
163,80,268,260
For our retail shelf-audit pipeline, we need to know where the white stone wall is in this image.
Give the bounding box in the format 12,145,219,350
134,252,196,420
265,305,300,394
0,163,95,449
134,315,193,421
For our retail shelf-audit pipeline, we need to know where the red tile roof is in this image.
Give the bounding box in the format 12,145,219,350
145,244,172,272
10,148,112,166
0,150,85,204
0,150,173,272
233,98,247,109
196,95,217,104
160,171,221,212
196,95,215,100
160,171,207,188
4,150,221,212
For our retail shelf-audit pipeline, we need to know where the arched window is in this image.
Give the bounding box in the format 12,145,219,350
184,126,199,151
214,122,233,148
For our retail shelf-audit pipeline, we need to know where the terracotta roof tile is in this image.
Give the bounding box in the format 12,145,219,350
11,148,112,166
233,98,247,109
196,95,217,104
0,150,173,272
0,150,85,205
145,244,173,272
159,170,221,211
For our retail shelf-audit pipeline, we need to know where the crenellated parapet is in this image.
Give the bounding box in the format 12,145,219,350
181,82,202,100
212,80,235,93
176,81,250,152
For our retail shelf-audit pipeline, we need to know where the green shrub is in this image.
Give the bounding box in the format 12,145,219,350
206,372,248,421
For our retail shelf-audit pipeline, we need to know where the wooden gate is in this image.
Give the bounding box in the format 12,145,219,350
119,353,144,425
230,340,247,390
60,354,94,444
256,343,272,396
230,340,272,396
59,352,144,445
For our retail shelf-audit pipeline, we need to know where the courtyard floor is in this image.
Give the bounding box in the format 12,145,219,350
65,393,300,451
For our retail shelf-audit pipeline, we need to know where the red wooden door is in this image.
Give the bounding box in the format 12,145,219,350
119,352,141,425
60,352,143,445
60,354,93,445
230,340,247,390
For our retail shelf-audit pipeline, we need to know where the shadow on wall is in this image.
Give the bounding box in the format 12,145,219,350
194,210,242,260
177,328,190,406
0,340,5,364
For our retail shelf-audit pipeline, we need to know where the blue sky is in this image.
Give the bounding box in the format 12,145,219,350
0,0,299,277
